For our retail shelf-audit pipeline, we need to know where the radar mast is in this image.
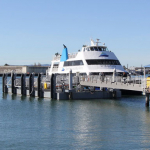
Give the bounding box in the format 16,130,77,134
95,39,101,46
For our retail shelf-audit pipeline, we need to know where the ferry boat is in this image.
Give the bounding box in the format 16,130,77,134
48,39,126,75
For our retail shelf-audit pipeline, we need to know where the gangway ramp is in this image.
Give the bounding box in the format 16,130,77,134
79,76,145,92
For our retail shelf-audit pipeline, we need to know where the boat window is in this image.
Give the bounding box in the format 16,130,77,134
53,62,59,68
64,61,68,66
112,61,115,65
90,47,94,51
86,59,121,65
75,61,80,65
80,61,84,65
64,60,84,66
72,61,75,66
68,61,71,66
98,47,102,51
116,60,120,65
87,47,107,51
94,47,98,51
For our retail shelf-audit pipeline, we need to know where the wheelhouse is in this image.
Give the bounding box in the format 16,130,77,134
83,46,108,52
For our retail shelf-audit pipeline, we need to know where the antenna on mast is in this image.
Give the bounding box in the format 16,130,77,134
96,39,101,46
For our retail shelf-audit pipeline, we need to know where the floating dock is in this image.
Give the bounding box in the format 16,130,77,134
2,71,150,106
2,71,121,100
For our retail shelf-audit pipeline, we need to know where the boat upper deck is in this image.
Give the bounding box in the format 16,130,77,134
53,53,78,61
52,39,109,61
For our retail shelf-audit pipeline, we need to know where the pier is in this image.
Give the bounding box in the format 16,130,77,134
2,71,150,106
2,71,122,100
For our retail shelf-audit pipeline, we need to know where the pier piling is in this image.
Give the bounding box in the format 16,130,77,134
21,74,26,95
11,73,16,94
29,73,35,97
38,73,44,98
51,74,56,99
2,73,8,93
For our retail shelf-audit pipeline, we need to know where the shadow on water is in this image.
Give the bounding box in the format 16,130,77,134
37,97,45,103
20,95,27,101
2,93,8,100
28,96,35,102
146,106,150,112
11,94,17,100
1,91,147,110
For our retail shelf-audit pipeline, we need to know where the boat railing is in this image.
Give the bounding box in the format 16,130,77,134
52,55,61,61
68,53,77,59
79,75,145,87
52,52,77,61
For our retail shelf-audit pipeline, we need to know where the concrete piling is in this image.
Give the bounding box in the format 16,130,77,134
38,73,44,98
21,74,26,95
2,73,8,93
51,74,56,99
11,73,17,94
29,73,35,97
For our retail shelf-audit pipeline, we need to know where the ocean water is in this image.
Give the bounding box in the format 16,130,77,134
0,77,150,150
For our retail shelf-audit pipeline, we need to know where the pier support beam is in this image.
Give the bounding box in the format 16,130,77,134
2,73,8,93
21,74,26,95
146,93,149,107
11,73,16,94
38,73,44,98
29,73,35,97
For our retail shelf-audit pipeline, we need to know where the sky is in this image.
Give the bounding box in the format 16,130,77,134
0,0,150,67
